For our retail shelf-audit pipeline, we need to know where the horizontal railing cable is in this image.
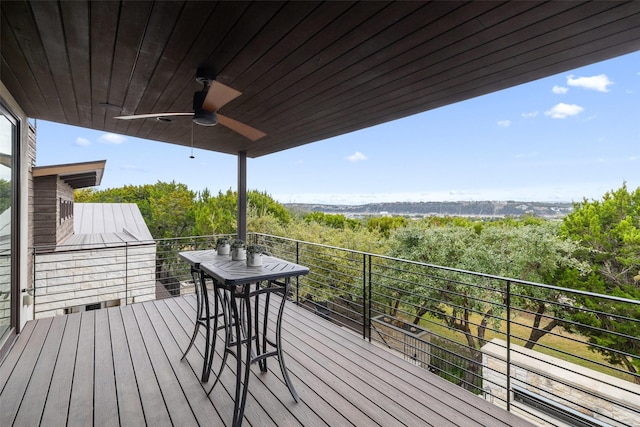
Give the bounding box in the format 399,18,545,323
29,232,640,427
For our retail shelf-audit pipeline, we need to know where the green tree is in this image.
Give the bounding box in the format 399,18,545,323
388,225,492,345
560,183,640,381
191,189,291,236
464,222,588,349
387,221,587,390
388,221,585,339
366,216,408,238
0,178,11,213
147,181,196,238
192,189,237,236
247,190,291,225
304,212,362,230
282,219,387,312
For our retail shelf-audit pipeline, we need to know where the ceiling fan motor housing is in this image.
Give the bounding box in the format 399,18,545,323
195,66,216,85
192,90,218,126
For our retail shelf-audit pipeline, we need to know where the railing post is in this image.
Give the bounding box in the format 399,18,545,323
295,241,300,303
32,248,36,318
362,253,367,340
506,279,511,412
367,254,372,342
125,242,129,305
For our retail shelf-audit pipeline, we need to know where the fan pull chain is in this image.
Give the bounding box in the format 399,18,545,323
190,120,195,159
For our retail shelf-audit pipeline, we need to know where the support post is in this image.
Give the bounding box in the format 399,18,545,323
237,151,247,241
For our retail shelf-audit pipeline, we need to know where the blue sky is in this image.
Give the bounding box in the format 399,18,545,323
36,50,639,205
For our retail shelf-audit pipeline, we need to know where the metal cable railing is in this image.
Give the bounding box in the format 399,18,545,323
31,233,640,427
254,233,640,427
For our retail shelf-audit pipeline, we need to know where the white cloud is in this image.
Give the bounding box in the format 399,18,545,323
521,111,538,118
98,133,126,144
544,103,584,119
346,151,367,162
497,120,510,128
75,137,90,146
567,74,613,92
552,85,568,94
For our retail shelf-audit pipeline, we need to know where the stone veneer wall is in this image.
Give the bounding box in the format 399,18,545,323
34,243,156,318
481,338,640,427
371,316,431,368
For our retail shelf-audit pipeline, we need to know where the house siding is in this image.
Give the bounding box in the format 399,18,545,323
33,176,74,246
26,124,35,293
34,243,157,317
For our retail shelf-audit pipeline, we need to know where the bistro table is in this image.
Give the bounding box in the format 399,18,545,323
179,249,309,427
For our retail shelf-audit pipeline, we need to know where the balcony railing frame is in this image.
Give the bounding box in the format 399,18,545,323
30,232,640,427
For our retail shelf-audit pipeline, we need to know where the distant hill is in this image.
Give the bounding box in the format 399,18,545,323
284,201,574,219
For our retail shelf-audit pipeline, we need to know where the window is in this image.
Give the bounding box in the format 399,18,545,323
0,104,16,345
512,385,608,427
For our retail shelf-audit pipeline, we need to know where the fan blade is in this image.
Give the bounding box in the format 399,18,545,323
218,114,266,141
114,112,193,120
202,81,242,112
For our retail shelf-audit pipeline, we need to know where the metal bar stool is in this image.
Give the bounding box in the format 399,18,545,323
181,265,220,382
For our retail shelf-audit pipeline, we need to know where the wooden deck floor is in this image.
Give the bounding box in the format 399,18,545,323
0,295,532,426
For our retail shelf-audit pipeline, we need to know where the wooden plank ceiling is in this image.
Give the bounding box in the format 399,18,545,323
2,1,640,158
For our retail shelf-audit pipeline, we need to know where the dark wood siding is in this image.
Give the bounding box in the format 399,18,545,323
1,1,639,157
32,176,57,246
33,176,74,246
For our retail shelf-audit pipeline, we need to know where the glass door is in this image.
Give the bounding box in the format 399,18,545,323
0,107,15,343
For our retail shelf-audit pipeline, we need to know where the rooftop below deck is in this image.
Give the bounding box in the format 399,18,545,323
1,294,532,426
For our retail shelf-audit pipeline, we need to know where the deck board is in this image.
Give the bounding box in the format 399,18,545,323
119,305,173,426
13,315,66,426
131,303,199,426
142,300,225,426
68,311,95,426
279,301,513,427
0,295,533,427
41,313,81,426
93,309,119,427
279,315,442,426
0,316,52,426
0,318,36,388
108,307,146,425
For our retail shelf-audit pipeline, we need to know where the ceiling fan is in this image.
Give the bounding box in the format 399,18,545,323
114,67,266,141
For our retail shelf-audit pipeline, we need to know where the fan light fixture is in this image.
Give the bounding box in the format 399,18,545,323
192,90,218,126
193,110,217,126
